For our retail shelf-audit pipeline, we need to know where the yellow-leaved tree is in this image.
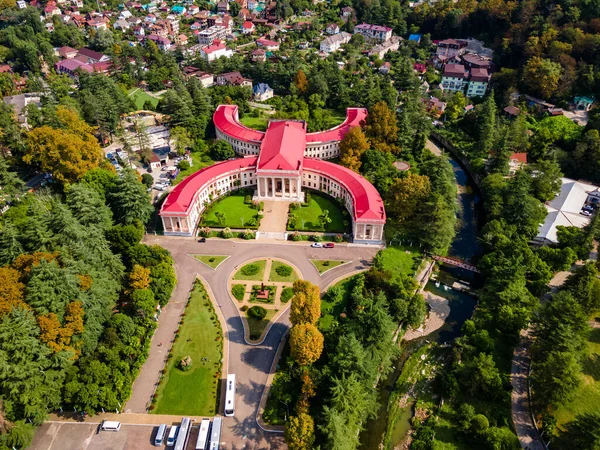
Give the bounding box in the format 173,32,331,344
339,126,370,173
25,106,103,183
284,413,315,450
290,280,321,325
289,323,324,366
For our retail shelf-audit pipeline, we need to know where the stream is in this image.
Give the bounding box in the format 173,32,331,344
359,145,482,450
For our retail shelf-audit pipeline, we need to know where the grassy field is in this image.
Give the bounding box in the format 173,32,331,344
193,255,228,269
240,114,269,131
172,152,214,186
320,275,358,332
246,309,276,340
554,326,600,427
152,281,222,415
375,246,423,278
268,261,299,282
311,259,346,274
201,192,261,229
127,88,160,110
288,192,348,233
233,260,267,281
323,108,347,129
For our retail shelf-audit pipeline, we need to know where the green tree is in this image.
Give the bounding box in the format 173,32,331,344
523,57,563,99
530,159,562,202
459,353,503,399
215,211,226,226
210,140,235,160
170,126,192,156
364,101,399,154
475,94,496,158
109,170,153,225
386,173,431,223
531,350,581,408
558,412,600,450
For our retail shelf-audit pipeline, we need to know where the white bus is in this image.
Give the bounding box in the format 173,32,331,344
195,419,211,450
209,417,222,450
224,374,236,417
174,417,191,450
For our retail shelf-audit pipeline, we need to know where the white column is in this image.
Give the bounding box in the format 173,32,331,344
282,178,286,196
271,178,275,197
297,178,301,198
169,217,174,232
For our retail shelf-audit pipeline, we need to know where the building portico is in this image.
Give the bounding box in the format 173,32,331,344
255,175,304,201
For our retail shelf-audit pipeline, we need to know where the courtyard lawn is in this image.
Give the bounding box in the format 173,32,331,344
127,87,160,110
173,152,214,186
268,260,299,282
311,259,345,274
233,260,267,281
200,191,261,229
376,246,423,278
553,326,600,427
240,114,269,131
319,275,358,332
193,255,228,269
152,281,222,415
288,192,348,233
246,309,276,340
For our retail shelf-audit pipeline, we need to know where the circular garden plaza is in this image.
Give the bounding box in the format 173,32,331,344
159,104,386,244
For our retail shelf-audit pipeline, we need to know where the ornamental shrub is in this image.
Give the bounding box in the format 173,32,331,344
276,264,293,277
220,227,233,238
178,356,193,371
241,263,259,276
288,216,297,229
232,284,245,301
248,305,267,319
291,232,303,241
199,227,211,237
305,192,311,204
241,229,255,240
311,233,323,242
178,160,190,171
334,234,344,243
240,305,248,312
244,194,252,204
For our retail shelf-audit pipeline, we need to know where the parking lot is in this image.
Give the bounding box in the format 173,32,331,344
30,422,203,450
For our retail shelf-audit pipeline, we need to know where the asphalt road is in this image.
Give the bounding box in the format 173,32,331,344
127,237,379,449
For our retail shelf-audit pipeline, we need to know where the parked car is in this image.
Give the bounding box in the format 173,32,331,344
323,243,335,248
311,242,323,248
581,210,592,216
198,237,206,243
153,184,166,191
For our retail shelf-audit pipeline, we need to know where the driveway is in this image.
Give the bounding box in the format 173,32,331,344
126,237,379,449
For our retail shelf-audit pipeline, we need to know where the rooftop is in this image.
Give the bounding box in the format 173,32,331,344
257,121,306,173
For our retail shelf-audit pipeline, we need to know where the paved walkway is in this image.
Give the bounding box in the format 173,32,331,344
259,201,289,234
125,237,379,449
511,329,545,450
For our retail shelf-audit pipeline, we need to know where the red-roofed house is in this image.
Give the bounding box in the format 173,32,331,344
241,20,255,34
57,46,79,59
162,104,385,242
441,63,469,92
256,37,279,51
200,40,233,61
466,68,491,97
353,23,392,42
509,152,528,174
413,63,427,74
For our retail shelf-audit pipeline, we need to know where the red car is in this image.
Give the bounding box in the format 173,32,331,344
323,243,335,248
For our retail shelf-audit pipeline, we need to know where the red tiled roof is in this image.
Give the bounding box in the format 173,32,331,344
257,121,306,173
161,157,258,214
303,158,385,223
510,152,527,164
306,108,367,143
213,104,265,142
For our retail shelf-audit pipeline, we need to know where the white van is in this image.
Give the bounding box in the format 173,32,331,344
154,424,167,446
100,421,121,432
167,425,178,447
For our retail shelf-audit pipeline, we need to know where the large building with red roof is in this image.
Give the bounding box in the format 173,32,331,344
159,105,386,244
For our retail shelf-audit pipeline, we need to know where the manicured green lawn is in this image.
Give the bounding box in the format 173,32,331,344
246,309,276,340
281,287,294,303
288,192,348,233
193,255,228,269
200,192,261,229
233,260,267,281
375,246,422,278
173,152,214,186
268,260,299,282
152,281,222,415
311,259,345,274
554,326,600,427
231,283,246,301
127,87,160,110
240,115,269,131
320,275,357,332
323,108,347,129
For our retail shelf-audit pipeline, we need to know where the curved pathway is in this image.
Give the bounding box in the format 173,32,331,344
126,236,379,449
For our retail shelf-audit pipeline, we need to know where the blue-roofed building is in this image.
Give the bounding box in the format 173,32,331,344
171,5,186,14
408,34,422,44
573,96,595,112
253,83,274,102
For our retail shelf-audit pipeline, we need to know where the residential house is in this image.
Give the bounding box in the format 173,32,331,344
340,6,353,18
182,67,214,87
216,71,252,87
353,23,392,42
413,63,427,74
57,46,78,59
441,63,469,92
175,34,188,46
253,83,273,101
326,23,339,35
379,62,391,74
3,93,42,126
241,20,255,34
368,35,402,59
508,152,527,175
16,0,26,8
200,40,233,61
171,5,185,14
256,37,279,51
217,1,228,13
120,9,132,19
460,53,493,71
297,41,309,49
572,96,595,112
319,31,351,53
133,25,145,36
197,25,227,45
147,35,172,51
435,38,467,60
145,13,157,23
44,2,61,17
251,48,266,62
466,67,490,97
188,4,199,14
503,105,520,117
87,16,109,30
425,96,446,117
113,18,130,30
408,34,422,44
190,21,202,30
77,48,109,63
